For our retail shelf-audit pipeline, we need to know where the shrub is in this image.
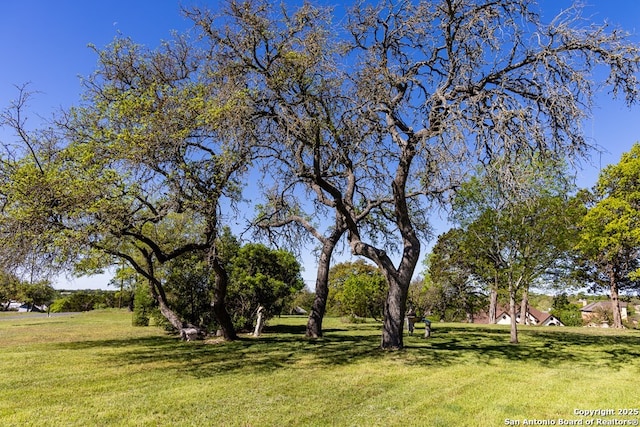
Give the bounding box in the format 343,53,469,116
551,308,583,326
132,284,154,327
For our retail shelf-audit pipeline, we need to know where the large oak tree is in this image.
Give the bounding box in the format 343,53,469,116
1,35,254,339
188,0,640,349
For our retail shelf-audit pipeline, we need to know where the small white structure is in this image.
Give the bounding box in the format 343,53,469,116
4,301,47,312
7,301,22,311
180,328,200,341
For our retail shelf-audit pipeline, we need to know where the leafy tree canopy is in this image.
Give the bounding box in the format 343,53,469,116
328,260,387,320
574,143,640,327
228,243,305,330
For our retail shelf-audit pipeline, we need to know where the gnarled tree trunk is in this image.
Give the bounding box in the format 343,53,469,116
211,257,238,341
306,235,340,338
148,278,202,340
381,274,410,349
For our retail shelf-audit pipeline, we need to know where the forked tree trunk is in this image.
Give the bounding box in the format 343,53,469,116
306,236,339,338
374,238,419,350
378,148,420,350
609,273,623,329
381,274,410,350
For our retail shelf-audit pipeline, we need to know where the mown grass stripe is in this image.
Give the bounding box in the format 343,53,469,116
1,310,638,426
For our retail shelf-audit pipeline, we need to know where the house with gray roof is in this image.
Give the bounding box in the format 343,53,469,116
580,301,628,326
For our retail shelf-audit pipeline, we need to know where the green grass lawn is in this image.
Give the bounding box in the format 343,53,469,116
1,310,639,426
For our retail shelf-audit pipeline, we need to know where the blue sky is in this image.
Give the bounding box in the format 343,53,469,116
1,1,640,289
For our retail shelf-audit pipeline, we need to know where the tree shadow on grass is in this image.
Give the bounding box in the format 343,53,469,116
403,325,640,371
54,323,640,378
261,322,348,336
54,325,386,378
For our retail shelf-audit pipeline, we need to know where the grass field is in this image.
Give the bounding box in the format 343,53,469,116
1,310,639,426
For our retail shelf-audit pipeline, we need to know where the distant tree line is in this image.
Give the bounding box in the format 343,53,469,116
0,270,56,312
0,271,128,313
50,289,133,313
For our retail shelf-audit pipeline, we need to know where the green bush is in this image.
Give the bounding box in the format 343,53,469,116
285,288,316,314
49,298,69,313
132,284,154,327
551,308,583,326
551,293,584,326
50,292,96,312
227,243,305,331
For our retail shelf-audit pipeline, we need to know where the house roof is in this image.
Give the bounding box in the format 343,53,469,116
581,301,628,312
526,306,553,324
472,305,513,323
473,305,563,325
